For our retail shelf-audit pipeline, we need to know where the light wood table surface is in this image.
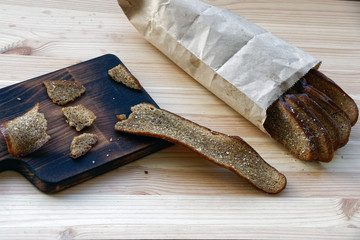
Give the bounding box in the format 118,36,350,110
0,0,359,239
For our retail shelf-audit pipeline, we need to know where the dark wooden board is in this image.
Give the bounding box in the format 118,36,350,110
0,54,171,193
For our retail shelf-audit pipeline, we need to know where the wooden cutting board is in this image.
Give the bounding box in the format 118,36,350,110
0,54,171,193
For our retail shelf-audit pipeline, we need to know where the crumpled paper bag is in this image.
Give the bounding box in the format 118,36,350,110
117,0,321,132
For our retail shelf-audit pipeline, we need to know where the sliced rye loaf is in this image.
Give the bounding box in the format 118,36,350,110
299,81,351,148
304,69,358,126
296,93,341,150
115,103,286,194
283,94,334,162
264,97,317,162
0,103,51,157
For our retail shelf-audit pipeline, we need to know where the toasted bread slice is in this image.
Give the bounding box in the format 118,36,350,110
299,81,351,148
284,94,334,162
115,103,286,194
43,80,86,106
108,64,142,90
0,103,51,157
70,133,98,159
264,97,317,161
296,93,341,150
304,69,358,126
62,105,96,131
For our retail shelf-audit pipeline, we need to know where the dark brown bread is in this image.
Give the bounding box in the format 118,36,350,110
0,103,51,157
62,105,96,131
304,69,358,126
108,64,142,90
115,103,286,194
70,133,98,159
296,93,341,150
299,81,351,148
43,80,86,105
264,97,317,161
284,94,334,162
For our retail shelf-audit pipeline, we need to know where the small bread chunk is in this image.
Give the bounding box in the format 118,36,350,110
115,103,286,194
62,105,96,131
70,133,98,159
304,69,359,126
108,64,142,90
0,103,51,157
44,80,86,105
264,98,317,162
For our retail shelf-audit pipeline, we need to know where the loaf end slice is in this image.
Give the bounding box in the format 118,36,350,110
115,103,286,194
70,133,98,159
43,80,86,106
0,103,51,157
62,105,96,131
305,69,358,126
108,64,142,90
264,98,317,161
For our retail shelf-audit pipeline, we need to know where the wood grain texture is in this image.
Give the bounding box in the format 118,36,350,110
0,0,359,239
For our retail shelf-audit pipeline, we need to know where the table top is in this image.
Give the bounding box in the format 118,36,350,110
0,0,359,239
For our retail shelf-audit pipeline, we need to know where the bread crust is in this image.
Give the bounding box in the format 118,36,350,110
0,103,51,157
115,103,286,194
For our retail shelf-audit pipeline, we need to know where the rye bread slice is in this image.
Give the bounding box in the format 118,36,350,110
284,94,334,162
43,80,86,106
0,103,51,157
62,105,96,131
296,93,341,150
108,64,142,90
299,81,351,148
264,97,317,162
114,103,286,194
304,69,358,126
70,133,98,159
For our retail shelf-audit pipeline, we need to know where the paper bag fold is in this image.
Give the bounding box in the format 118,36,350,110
118,0,320,132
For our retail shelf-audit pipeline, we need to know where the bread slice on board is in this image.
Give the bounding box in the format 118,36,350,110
0,103,51,157
264,97,317,162
283,94,334,162
43,80,86,105
70,133,98,159
115,103,286,194
108,64,142,90
62,105,96,131
304,69,358,126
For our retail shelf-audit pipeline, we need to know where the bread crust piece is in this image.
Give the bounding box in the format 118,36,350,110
0,103,51,157
70,133,98,159
304,69,359,126
264,97,317,161
284,94,334,162
115,103,286,194
62,105,96,131
43,80,86,106
108,64,142,90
